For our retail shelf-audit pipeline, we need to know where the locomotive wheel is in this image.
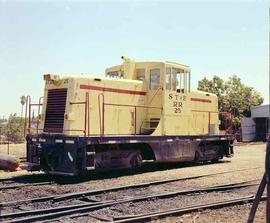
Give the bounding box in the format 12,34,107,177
130,153,143,168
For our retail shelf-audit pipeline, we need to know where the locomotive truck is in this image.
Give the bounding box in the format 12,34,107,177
26,57,234,176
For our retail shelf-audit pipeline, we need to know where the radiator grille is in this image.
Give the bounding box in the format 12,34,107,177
44,88,67,133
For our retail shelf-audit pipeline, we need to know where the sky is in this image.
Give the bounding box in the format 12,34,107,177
0,0,268,118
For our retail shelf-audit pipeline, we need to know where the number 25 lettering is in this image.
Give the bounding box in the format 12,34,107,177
174,108,181,113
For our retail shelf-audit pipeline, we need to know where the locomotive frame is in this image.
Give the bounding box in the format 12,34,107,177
26,133,233,176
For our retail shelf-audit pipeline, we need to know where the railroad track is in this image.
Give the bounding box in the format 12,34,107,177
0,166,262,184
0,181,53,190
112,195,267,223
1,181,259,223
0,167,260,207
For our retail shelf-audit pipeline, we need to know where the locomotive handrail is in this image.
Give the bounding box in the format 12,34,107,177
26,88,163,137
101,86,163,136
26,93,89,136
148,86,163,106
69,92,89,136
23,95,43,136
103,102,162,135
25,93,231,137
36,97,44,134
24,96,44,136
24,95,31,137
104,103,162,109
87,92,90,136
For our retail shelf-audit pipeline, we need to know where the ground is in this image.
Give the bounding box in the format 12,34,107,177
0,143,26,159
0,142,267,222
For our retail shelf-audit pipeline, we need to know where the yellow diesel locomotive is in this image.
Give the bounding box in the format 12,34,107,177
26,57,234,175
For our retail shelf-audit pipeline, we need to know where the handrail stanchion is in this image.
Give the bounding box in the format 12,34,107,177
102,95,105,136
84,92,88,136
208,112,211,134
36,97,43,134
24,97,27,137
24,95,31,137
28,97,32,134
26,96,32,135
87,92,90,136
98,94,101,136
134,106,137,135
98,93,104,136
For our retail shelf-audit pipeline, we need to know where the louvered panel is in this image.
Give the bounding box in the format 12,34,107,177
44,88,67,133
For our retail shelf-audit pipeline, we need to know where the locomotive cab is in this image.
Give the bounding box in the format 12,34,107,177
104,57,217,136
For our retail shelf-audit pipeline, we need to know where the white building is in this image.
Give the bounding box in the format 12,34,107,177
241,104,270,142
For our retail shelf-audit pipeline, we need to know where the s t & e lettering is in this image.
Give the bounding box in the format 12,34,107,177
168,93,185,114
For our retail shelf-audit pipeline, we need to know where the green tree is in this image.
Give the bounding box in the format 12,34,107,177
0,123,5,137
198,75,263,128
222,76,263,116
5,113,25,143
0,118,7,138
197,75,226,111
20,96,26,117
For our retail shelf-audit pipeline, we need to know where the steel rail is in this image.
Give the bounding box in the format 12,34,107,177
112,195,267,223
0,182,258,223
0,182,53,191
52,180,258,202
0,167,261,207
47,170,262,202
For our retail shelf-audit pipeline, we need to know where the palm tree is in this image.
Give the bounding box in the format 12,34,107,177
20,96,26,118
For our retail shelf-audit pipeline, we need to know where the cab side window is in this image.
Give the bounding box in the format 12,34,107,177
177,72,186,93
171,68,177,91
166,68,171,90
136,69,145,81
176,72,184,93
166,66,188,93
166,67,177,91
150,69,160,90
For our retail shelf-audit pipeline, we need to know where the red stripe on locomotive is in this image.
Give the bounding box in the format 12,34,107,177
80,84,146,96
190,98,211,103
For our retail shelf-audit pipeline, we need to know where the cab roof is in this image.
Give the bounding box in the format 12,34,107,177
106,60,191,72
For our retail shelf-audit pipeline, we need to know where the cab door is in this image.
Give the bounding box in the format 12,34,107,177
145,68,163,133
163,66,191,136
